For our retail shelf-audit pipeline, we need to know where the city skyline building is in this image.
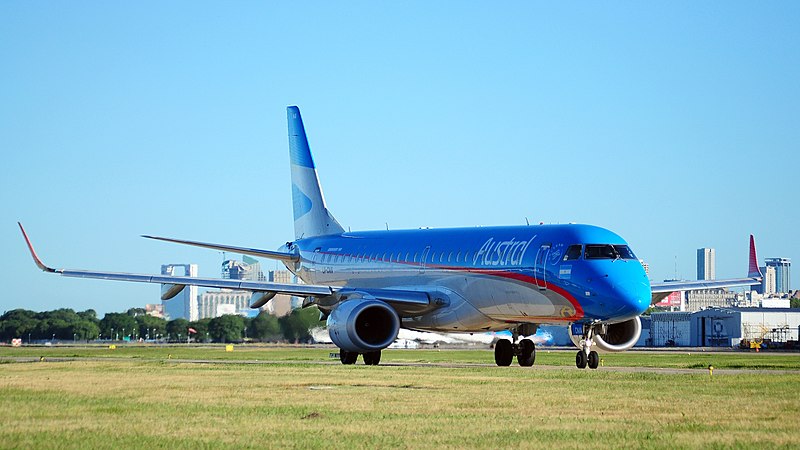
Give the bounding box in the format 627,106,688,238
160,264,199,321
758,265,777,295
697,248,716,281
765,258,791,293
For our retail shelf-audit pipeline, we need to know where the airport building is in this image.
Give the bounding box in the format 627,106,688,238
643,308,800,348
696,248,715,281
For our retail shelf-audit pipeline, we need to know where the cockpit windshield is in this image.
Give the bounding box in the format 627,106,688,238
584,244,637,260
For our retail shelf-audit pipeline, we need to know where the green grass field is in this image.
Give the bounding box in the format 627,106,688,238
1,346,799,449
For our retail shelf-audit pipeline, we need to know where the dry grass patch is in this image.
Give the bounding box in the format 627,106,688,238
1,355,799,449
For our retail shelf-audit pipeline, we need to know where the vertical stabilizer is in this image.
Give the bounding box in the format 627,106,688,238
747,234,763,279
287,106,345,239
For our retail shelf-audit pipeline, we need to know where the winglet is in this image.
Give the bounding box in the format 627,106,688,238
18,223,57,273
747,234,762,279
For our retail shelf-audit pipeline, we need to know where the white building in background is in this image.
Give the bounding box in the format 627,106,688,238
197,290,252,318
760,266,777,295
161,264,199,321
685,288,736,312
697,248,716,281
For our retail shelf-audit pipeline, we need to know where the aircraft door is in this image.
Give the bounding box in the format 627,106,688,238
419,246,431,274
534,244,551,290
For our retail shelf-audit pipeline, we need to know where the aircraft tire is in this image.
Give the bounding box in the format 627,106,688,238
588,351,599,369
494,339,513,366
340,350,358,365
517,339,535,367
363,351,381,366
576,350,587,369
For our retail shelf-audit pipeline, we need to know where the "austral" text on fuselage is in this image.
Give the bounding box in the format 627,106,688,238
473,237,535,267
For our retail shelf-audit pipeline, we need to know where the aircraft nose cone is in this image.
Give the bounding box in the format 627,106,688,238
614,280,651,318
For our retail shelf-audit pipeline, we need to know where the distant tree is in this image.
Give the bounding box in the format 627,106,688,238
279,307,322,343
100,313,138,340
166,318,190,341
791,297,800,309
188,318,212,342
135,314,167,340
126,307,146,317
0,309,40,341
72,320,100,341
250,311,281,342
209,315,245,343
78,309,99,323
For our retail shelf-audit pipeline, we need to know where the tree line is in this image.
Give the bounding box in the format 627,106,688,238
0,307,322,344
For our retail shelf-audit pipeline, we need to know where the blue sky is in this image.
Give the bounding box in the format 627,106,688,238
2,2,798,316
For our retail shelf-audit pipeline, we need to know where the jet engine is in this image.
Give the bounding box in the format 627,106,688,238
569,316,642,352
326,299,400,353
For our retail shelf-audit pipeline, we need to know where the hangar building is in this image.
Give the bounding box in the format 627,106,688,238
648,308,800,348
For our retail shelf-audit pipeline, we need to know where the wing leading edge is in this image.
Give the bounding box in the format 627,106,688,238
649,234,763,304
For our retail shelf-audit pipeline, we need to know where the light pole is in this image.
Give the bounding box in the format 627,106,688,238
28,333,31,345
111,328,115,341
122,328,125,342
73,333,77,343
51,333,55,343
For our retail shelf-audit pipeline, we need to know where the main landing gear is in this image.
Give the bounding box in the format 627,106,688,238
494,327,536,367
339,350,381,365
575,323,601,370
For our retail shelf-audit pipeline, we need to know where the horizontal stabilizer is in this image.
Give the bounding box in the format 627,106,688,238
142,235,298,263
649,234,763,305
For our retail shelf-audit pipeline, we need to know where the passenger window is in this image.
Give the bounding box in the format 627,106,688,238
413,253,418,263
456,251,461,262
405,252,410,262
563,245,582,261
448,252,453,262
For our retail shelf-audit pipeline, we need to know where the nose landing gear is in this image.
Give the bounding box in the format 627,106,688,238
575,322,602,369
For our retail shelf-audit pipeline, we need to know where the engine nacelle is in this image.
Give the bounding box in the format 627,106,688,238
569,317,642,352
326,299,400,353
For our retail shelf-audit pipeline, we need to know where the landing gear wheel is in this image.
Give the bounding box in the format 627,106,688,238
576,350,587,369
494,339,513,366
588,351,599,369
363,351,381,366
340,350,358,365
517,339,535,367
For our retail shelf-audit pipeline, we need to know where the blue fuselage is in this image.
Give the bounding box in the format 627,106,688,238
283,223,651,332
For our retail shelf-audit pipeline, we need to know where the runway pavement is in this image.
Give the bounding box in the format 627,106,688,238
2,355,798,375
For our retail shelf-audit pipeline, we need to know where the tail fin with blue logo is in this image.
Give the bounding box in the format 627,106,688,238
287,106,345,239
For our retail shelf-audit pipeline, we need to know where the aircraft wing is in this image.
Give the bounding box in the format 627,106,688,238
649,234,763,305
19,223,438,316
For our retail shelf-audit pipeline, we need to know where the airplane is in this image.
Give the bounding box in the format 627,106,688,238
19,106,764,369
